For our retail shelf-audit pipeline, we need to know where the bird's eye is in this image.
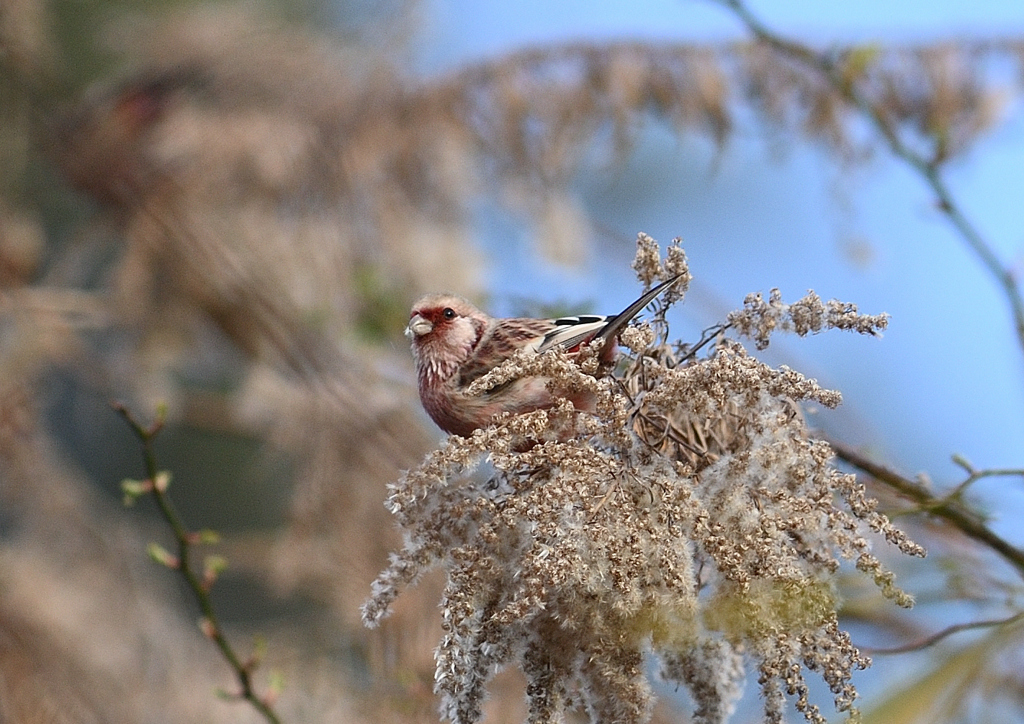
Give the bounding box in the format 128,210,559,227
442,307,456,320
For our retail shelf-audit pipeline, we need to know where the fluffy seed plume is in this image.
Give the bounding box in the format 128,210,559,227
365,234,923,724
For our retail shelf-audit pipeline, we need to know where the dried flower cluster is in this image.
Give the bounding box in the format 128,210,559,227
365,235,924,724
728,287,890,350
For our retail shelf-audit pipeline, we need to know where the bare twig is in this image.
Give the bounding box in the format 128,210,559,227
113,402,283,724
678,322,731,363
713,0,1024,358
949,454,1024,497
863,611,1024,655
827,437,1024,581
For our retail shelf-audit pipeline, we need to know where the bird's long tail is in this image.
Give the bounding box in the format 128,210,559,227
593,273,683,344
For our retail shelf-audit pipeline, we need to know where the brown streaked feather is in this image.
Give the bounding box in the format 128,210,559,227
457,317,554,385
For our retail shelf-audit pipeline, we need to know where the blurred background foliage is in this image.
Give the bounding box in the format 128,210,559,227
2,0,1024,721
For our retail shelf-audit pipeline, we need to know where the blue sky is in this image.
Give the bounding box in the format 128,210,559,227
415,0,1024,541
422,0,1024,64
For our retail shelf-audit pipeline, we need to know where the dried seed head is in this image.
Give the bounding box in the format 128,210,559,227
365,236,921,724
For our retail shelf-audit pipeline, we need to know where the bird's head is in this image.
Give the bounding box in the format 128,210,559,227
406,294,486,382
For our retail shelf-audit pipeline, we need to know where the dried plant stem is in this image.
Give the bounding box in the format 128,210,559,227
113,402,283,724
716,0,1024,358
827,437,1024,581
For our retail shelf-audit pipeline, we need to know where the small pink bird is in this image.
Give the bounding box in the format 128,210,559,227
406,275,681,436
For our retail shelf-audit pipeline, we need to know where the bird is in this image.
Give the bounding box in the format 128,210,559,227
405,275,682,436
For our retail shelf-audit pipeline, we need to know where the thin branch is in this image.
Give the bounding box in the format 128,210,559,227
863,611,1024,655
828,437,1024,581
113,402,283,724
678,322,731,363
949,453,1024,497
714,0,1024,358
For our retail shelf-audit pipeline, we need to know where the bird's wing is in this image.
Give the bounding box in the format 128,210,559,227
536,315,612,353
458,316,555,385
537,274,682,354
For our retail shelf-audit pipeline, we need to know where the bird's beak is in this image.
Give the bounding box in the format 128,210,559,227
405,314,433,339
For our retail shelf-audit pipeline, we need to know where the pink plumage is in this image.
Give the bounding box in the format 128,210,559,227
406,275,681,436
